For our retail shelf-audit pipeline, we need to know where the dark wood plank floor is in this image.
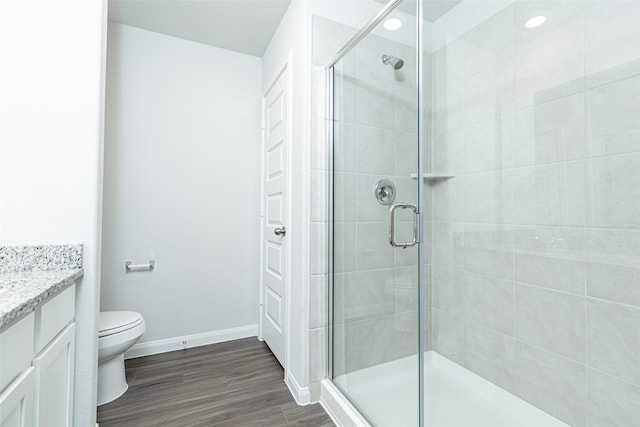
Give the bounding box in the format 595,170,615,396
97,338,335,427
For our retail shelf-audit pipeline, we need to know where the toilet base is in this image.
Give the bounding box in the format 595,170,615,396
97,354,128,406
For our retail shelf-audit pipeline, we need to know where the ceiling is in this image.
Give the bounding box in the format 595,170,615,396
374,0,462,22
423,0,462,22
108,0,462,57
108,0,292,57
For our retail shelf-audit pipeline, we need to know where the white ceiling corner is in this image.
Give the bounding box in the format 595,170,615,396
107,0,292,57
373,0,462,22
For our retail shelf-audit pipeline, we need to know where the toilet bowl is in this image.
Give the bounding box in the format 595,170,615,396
97,311,146,406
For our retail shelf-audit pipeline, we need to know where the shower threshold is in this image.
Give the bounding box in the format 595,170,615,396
333,351,568,427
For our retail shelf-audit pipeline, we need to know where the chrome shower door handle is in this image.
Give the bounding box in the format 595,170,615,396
274,227,286,236
389,203,418,248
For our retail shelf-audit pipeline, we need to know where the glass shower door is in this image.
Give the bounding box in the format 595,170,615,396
329,2,422,425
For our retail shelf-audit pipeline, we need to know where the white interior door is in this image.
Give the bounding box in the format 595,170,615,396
261,66,288,366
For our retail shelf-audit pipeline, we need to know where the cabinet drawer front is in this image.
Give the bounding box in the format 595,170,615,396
0,313,35,392
35,284,75,353
0,367,34,427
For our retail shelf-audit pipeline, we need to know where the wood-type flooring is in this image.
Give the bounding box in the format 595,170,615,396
97,337,335,427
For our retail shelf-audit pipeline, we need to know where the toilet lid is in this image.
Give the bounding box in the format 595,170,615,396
99,311,143,338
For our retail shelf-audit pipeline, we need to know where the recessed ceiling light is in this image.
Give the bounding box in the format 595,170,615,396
525,15,547,28
384,18,402,31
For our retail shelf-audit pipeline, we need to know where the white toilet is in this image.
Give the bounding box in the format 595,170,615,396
97,311,146,406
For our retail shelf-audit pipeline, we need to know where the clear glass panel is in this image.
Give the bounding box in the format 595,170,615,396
424,1,640,426
330,2,421,426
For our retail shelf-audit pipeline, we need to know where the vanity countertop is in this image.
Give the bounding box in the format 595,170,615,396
0,245,83,330
0,268,83,329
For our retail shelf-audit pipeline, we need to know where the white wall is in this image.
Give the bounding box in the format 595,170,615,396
0,0,107,425
102,23,262,349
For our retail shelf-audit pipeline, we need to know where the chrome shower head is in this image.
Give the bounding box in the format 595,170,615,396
382,54,404,70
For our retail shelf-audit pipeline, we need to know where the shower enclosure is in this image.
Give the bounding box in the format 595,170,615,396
324,0,640,426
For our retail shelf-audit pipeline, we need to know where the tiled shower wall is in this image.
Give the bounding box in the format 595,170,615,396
428,1,640,426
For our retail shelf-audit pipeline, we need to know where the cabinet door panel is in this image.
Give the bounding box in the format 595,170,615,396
33,324,75,427
0,368,34,427
0,313,34,392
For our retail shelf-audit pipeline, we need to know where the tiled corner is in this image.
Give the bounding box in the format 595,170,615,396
431,266,463,313
464,322,515,392
463,224,514,280
463,272,514,336
431,308,464,366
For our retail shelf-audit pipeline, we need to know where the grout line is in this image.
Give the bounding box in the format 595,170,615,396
583,15,591,422
588,365,640,389
424,141,640,174
514,337,587,368
427,219,640,234
583,295,640,311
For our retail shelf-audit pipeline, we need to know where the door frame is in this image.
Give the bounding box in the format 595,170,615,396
259,56,293,373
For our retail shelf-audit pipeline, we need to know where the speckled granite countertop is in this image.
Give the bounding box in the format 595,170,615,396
0,245,83,330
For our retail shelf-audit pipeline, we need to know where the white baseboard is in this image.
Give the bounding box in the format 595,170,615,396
285,371,311,405
124,324,258,359
320,379,370,427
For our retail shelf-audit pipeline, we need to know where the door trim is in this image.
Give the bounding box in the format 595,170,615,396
259,56,293,371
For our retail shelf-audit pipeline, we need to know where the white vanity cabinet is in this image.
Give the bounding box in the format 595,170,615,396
0,284,76,427
32,323,75,427
0,368,35,427
0,312,35,427
33,283,76,427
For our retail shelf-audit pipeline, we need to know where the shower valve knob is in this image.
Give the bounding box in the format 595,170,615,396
373,178,396,205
